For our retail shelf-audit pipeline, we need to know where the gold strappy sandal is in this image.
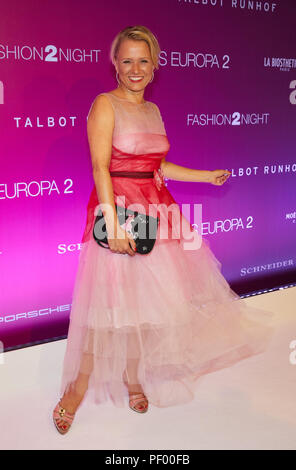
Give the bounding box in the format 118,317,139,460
123,370,149,413
128,392,149,413
53,399,76,434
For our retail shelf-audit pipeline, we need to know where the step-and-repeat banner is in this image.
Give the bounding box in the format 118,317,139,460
1,0,295,351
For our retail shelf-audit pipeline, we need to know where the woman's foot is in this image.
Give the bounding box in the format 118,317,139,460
53,400,75,435
123,370,149,413
128,391,149,413
53,390,84,434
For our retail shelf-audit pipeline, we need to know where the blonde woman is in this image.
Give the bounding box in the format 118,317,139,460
53,25,274,434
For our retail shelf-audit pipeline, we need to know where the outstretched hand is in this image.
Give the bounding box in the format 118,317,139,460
209,169,231,186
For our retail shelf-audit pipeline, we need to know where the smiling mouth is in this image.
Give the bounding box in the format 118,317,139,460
129,77,144,82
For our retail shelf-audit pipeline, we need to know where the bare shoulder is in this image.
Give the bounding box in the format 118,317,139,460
149,101,162,118
86,93,115,135
88,93,113,117
149,100,160,110
86,94,115,171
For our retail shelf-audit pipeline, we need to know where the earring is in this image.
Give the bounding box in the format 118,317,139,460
149,71,154,83
116,71,120,84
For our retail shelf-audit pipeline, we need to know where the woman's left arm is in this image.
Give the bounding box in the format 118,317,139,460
160,159,231,186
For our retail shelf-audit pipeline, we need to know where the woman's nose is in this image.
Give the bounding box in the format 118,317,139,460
131,64,141,74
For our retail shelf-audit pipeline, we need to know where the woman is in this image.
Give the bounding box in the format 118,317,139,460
53,25,274,434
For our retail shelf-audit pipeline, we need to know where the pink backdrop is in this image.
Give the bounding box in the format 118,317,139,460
0,0,295,350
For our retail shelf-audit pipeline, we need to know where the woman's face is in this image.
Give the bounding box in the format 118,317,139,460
115,39,154,94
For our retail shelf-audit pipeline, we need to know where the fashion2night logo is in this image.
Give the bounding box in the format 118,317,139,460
0,44,101,62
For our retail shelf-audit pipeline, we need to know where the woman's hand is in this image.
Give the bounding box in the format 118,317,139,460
209,169,231,186
107,222,137,256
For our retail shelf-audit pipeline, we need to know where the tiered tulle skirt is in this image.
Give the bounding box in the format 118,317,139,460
59,218,275,408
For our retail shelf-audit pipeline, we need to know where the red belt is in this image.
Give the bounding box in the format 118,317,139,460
109,171,154,178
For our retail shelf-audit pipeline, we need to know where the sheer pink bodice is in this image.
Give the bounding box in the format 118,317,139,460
81,92,180,243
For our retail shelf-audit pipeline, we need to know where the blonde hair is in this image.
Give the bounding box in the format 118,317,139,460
110,25,161,70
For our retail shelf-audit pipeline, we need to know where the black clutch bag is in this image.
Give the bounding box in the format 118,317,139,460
93,204,159,255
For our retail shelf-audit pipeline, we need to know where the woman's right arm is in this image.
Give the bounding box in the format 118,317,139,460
87,94,136,256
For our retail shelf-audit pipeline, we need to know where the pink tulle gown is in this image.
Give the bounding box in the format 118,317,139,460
59,92,275,408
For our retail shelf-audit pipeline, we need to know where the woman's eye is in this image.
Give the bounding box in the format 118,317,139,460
123,60,148,64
